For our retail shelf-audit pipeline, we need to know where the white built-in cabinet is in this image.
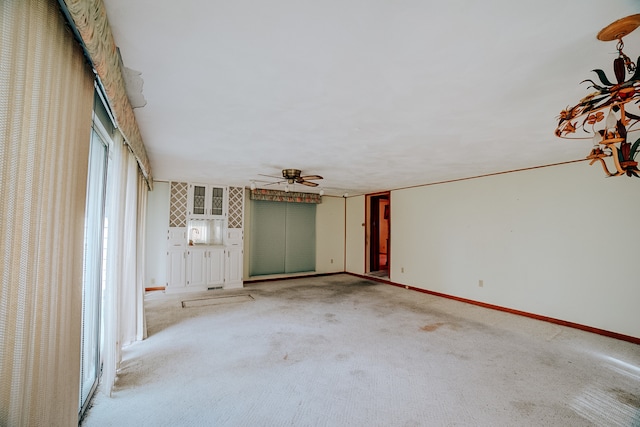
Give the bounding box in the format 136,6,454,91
166,183,244,293
225,245,243,284
166,228,186,288
186,246,225,287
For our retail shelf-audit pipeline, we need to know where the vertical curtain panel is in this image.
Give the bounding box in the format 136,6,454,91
0,1,94,425
101,136,127,395
119,150,140,349
136,173,149,341
101,139,148,395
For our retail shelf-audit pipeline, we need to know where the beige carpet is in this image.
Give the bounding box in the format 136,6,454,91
82,274,640,426
181,294,254,308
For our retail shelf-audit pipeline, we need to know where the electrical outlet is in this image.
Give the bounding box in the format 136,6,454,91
479,279,483,287
330,258,334,264
401,267,405,273
151,278,156,285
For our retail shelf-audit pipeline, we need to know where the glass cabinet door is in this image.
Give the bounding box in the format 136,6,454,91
192,185,206,215
211,187,224,216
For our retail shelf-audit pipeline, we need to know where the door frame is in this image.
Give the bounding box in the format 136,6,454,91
365,191,390,274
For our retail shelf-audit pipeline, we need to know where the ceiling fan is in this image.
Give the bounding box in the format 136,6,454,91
258,169,323,187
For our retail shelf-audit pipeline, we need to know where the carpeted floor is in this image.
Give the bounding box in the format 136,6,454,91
81,274,640,426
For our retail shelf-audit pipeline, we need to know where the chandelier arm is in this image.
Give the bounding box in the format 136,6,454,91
608,144,627,175
620,104,628,126
589,157,618,177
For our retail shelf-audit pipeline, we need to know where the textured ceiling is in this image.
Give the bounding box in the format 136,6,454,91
102,0,639,196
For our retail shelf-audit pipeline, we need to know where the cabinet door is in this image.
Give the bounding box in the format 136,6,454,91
207,248,225,286
166,248,185,288
186,248,207,287
167,227,186,246
188,184,226,218
209,186,225,217
226,228,243,246
188,184,207,217
225,246,243,288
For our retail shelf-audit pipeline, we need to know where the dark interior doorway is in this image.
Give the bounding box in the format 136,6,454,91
368,193,390,276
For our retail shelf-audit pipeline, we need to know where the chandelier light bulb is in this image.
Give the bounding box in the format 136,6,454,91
250,181,256,190
285,185,290,193
319,189,324,196
592,133,602,147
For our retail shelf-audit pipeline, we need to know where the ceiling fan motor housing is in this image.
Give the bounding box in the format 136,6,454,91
282,168,301,184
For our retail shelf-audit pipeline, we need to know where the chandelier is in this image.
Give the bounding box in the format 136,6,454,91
556,14,640,178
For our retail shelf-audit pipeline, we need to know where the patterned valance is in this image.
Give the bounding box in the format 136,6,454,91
250,189,322,204
61,0,153,189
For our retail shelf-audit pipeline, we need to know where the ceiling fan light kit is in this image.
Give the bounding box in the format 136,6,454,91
556,14,640,178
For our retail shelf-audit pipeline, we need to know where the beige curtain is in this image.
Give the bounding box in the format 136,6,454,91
0,1,94,425
137,174,149,341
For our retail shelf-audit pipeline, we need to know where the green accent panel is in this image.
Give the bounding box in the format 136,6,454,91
285,203,316,273
250,201,286,276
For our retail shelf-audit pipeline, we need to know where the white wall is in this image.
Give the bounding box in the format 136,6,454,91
316,196,346,273
145,181,170,287
390,162,640,338
345,195,365,275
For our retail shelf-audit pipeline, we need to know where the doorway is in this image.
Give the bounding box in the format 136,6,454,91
366,193,390,277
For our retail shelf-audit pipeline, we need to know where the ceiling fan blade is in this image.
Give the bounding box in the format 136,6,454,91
300,180,318,187
258,173,283,180
300,175,323,180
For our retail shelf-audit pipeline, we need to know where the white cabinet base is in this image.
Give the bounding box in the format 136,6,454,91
224,246,243,289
